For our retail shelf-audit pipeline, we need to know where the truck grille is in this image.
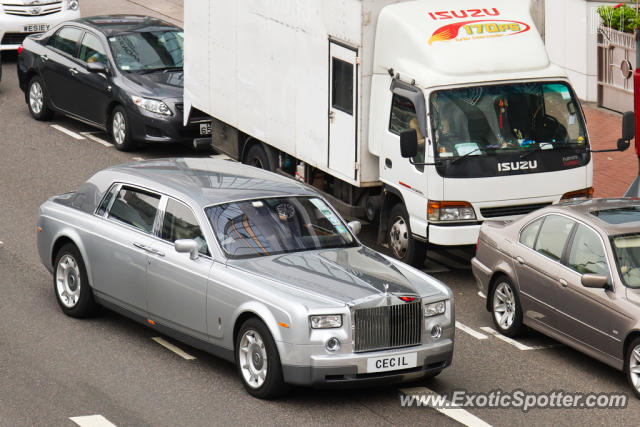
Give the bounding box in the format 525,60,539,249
3,1,62,16
353,302,422,353
480,202,551,219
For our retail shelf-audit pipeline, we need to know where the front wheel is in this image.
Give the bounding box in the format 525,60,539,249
110,106,135,151
53,243,97,318
490,276,524,337
388,203,426,267
235,318,288,399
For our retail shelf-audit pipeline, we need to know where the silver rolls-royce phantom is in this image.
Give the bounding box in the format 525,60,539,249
37,158,454,398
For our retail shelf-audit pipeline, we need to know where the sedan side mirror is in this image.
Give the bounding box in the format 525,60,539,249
581,274,609,289
175,239,199,260
618,111,635,151
400,129,418,158
347,220,361,236
87,62,108,74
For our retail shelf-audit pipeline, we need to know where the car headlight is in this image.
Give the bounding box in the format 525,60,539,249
67,0,79,10
424,301,446,317
428,200,476,222
131,95,172,116
309,314,342,329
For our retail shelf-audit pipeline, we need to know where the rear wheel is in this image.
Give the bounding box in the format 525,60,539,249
244,143,272,171
53,243,97,318
490,276,524,337
27,76,53,120
110,106,135,151
625,337,640,399
388,203,426,267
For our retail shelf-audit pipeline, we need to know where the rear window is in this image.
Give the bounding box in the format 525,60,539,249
48,27,82,56
534,215,575,261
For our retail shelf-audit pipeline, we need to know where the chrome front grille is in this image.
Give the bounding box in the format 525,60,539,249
353,302,422,353
3,1,62,16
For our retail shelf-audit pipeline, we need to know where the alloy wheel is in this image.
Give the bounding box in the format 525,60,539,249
238,329,268,389
629,345,640,393
55,254,81,308
493,281,516,329
29,82,44,114
112,111,126,146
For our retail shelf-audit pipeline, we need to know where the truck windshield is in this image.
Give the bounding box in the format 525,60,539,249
429,82,588,177
205,196,358,259
108,30,183,72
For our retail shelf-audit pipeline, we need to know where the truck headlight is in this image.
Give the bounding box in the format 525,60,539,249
428,200,476,222
424,301,446,317
309,314,342,329
67,0,79,10
131,95,172,116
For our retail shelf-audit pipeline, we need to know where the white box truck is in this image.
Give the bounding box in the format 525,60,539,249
183,0,633,265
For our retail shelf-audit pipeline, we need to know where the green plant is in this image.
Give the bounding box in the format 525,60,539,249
598,3,640,33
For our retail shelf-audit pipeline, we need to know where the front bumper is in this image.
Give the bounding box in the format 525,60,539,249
0,10,81,50
428,223,481,246
127,103,209,144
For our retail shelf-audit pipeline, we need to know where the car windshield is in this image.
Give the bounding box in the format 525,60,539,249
108,30,183,72
430,82,587,159
205,196,358,259
612,234,640,288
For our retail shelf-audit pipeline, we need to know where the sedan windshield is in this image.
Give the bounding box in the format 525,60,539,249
430,82,587,160
612,234,640,288
205,196,358,259
108,30,183,72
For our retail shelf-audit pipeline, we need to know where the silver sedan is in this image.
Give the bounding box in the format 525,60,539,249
37,158,454,398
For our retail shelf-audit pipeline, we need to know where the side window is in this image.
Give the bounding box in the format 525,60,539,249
534,215,575,261
389,94,426,172
108,187,160,233
566,224,609,276
96,184,118,216
162,199,210,256
519,217,543,249
331,58,353,115
48,27,82,56
79,32,108,66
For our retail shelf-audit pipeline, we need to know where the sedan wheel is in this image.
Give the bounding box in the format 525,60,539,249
53,243,97,318
239,329,269,389
27,76,53,120
29,82,44,115
626,338,640,398
110,106,135,151
491,277,524,337
56,254,81,308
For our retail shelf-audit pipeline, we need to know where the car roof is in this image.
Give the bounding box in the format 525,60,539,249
75,15,181,36
99,158,316,208
548,198,640,236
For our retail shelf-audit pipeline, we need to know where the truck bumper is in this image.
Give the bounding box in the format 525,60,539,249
428,223,481,246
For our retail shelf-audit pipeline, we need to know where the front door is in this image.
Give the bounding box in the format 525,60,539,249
75,31,112,125
328,41,357,181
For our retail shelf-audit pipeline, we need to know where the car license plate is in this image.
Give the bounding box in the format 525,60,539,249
366,352,417,373
23,24,49,33
199,122,212,135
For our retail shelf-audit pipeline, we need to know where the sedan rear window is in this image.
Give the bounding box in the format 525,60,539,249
108,187,160,233
48,27,83,56
534,215,575,261
205,196,357,259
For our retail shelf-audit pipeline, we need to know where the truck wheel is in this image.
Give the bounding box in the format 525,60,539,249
27,76,53,121
245,143,272,171
388,203,426,267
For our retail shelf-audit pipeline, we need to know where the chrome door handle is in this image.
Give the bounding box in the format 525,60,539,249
69,68,79,76
150,249,165,257
133,242,151,252
516,256,524,265
558,279,568,288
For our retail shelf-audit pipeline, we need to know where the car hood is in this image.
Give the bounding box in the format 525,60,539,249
229,246,443,305
123,70,184,99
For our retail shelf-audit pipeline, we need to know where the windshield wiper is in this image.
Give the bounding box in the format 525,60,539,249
450,147,497,165
136,66,183,74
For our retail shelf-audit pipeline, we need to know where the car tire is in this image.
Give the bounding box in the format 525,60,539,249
235,318,288,399
244,143,272,171
27,76,53,121
490,275,524,337
110,106,135,151
53,243,97,318
388,203,426,267
625,337,640,399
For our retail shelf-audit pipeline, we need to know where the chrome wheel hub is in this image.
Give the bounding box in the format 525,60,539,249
29,82,43,114
390,216,409,258
629,345,640,392
493,282,516,329
112,112,126,145
239,329,268,389
55,254,81,308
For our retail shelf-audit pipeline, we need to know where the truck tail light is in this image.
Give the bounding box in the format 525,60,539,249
428,200,476,222
561,187,594,201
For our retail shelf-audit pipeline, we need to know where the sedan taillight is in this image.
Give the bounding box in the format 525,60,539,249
17,45,23,56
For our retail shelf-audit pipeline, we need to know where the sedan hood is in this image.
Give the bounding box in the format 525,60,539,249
229,246,442,304
124,71,184,99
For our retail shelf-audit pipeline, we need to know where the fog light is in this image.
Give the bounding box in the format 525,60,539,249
326,337,341,352
430,324,442,340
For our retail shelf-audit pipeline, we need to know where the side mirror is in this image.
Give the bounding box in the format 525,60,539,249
618,111,635,151
400,129,418,158
87,62,108,74
581,274,609,289
347,220,361,236
175,239,199,260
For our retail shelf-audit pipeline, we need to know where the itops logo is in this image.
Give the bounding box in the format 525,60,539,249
427,9,531,45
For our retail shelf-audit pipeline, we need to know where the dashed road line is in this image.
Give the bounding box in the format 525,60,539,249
480,327,556,351
399,387,492,427
80,132,113,148
69,415,116,427
455,322,488,340
477,291,486,299
152,337,196,360
132,157,145,162
50,124,85,140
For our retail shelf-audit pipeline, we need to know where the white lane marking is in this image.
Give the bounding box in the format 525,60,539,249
399,387,492,427
455,322,488,340
80,132,113,148
50,124,85,140
151,337,196,360
477,291,486,299
480,327,556,351
69,415,116,427
132,157,145,161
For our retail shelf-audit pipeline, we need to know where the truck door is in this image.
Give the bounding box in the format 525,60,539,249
328,41,358,181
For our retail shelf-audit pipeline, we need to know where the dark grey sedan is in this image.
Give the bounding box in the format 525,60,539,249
472,198,640,398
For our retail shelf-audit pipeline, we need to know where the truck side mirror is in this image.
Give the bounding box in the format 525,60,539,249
620,111,635,147
400,129,418,158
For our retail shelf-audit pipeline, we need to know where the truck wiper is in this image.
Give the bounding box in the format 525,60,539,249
450,147,497,164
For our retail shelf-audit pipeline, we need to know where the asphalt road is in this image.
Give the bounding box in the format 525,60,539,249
1,1,639,426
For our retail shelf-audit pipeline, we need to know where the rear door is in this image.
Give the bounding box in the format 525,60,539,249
41,26,83,113
328,41,358,181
